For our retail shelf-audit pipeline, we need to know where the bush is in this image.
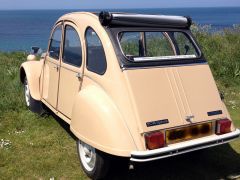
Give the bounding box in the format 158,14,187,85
192,25,240,87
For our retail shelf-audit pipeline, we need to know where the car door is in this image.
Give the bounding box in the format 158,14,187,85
57,22,84,119
42,23,63,108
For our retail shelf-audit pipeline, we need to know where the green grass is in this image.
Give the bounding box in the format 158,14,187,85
0,27,240,179
0,52,87,179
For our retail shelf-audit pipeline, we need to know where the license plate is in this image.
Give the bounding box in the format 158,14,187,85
166,122,213,144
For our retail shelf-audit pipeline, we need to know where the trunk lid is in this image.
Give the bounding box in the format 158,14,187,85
124,64,226,133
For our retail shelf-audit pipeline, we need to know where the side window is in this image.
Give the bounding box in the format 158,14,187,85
63,25,82,67
49,25,62,60
86,27,107,75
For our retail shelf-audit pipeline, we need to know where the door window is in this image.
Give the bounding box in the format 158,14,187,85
49,25,62,60
63,25,82,67
86,27,107,75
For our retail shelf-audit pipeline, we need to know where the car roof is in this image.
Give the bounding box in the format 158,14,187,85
58,12,98,21
57,11,192,29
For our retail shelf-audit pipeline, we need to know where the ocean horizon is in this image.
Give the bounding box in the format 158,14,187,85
0,7,240,52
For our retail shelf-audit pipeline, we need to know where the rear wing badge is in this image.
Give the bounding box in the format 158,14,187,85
208,110,223,116
146,119,169,127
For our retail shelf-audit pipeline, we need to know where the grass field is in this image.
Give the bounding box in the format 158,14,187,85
0,27,240,179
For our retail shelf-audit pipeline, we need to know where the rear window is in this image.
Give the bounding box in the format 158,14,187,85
119,31,199,62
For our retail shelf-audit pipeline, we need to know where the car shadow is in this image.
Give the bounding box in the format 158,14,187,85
107,144,240,180
46,110,240,180
44,109,77,140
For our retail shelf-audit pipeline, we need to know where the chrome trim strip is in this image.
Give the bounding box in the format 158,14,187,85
134,55,197,62
130,129,240,162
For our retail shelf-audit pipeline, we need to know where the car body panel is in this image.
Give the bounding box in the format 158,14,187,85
42,57,60,108
57,64,83,118
177,64,225,122
123,63,226,133
70,76,137,156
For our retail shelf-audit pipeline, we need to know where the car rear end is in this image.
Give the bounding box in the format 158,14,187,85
100,12,240,162
123,59,240,162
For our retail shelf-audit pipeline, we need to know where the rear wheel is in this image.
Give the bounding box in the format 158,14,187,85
24,77,44,114
77,140,110,179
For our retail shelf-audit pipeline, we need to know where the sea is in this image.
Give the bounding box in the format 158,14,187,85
0,7,240,52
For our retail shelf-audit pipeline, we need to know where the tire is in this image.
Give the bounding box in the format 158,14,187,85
77,140,110,180
24,77,44,115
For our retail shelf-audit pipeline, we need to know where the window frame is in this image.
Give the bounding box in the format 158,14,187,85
48,23,63,60
117,30,201,63
85,27,107,75
62,25,83,68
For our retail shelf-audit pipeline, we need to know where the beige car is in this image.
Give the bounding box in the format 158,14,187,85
20,11,240,179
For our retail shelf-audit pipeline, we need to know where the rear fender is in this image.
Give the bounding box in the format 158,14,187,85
20,61,43,100
70,84,136,157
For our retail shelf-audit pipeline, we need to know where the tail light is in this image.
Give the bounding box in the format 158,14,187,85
145,131,165,150
216,119,232,135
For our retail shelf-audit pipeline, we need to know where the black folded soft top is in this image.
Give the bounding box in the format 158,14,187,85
98,11,192,28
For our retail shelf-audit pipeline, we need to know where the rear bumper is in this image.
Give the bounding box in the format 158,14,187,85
131,129,240,162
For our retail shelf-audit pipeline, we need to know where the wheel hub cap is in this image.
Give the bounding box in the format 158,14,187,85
78,141,96,172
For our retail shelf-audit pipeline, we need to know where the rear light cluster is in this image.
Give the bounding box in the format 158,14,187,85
145,118,232,151
145,131,165,150
216,118,232,135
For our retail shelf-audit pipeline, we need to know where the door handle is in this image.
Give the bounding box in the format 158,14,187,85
53,65,59,71
76,73,82,80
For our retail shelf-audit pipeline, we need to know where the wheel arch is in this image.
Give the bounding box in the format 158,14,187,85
70,83,137,157
19,61,43,100
20,67,26,84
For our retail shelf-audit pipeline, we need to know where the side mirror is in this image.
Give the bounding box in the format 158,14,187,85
31,46,42,55
27,46,43,61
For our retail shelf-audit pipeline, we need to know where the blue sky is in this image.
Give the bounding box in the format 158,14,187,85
1,0,240,10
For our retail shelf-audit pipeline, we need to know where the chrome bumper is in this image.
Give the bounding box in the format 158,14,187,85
131,129,240,162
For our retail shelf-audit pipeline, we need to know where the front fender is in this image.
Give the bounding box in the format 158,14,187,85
20,60,43,100
70,84,137,157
